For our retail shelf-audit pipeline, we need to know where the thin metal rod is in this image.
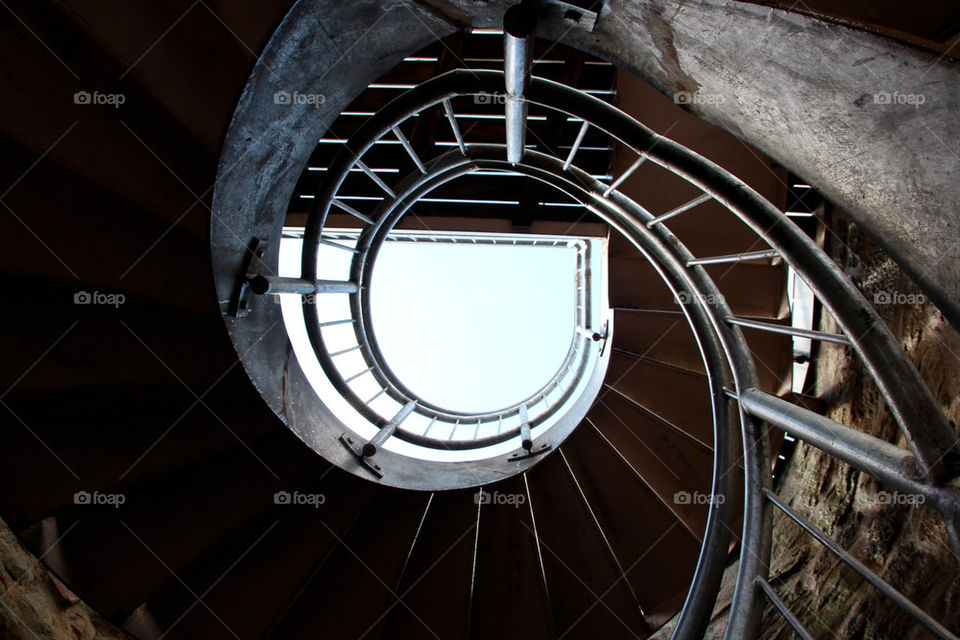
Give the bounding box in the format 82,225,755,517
329,344,361,357
646,192,713,227
603,155,646,197
319,237,359,253
519,404,532,451
756,578,815,640
559,449,643,608
504,4,535,164
726,316,850,345
356,159,396,197
762,488,960,640
392,125,427,173
364,388,386,404
332,198,374,225
523,473,556,632
442,100,467,155
344,366,374,384
603,384,713,452
576,326,602,341
563,120,589,171
250,276,359,295
587,417,703,543
318,318,355,328
363,401,417,457
687,248,781,266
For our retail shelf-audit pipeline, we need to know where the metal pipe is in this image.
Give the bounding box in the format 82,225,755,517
317,318,354,328
249,276,359,295
363,401,417,457
603,155,646,197
504,4,535,164
576,326,602,341
563,120,589,170
756,578,815,640
763,488,960,640
319,237,359,253
687,248,780,266
726,316,850,345
442,100,467,155
519,404,532,450
646,192,713,227
739,389,933,499
331,198,374,224
392,125,427,173
356,159,396,197
329,344,361,357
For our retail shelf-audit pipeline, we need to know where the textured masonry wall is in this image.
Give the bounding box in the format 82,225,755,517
0,518,128,639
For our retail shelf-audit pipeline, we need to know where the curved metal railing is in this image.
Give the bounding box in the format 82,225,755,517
250,21,960,638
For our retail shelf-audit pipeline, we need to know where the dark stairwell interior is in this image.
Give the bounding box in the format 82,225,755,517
1,2,959,640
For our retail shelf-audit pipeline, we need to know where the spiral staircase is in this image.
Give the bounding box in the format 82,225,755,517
2,2,959,640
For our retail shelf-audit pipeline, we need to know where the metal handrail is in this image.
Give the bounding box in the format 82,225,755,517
257,63,958,639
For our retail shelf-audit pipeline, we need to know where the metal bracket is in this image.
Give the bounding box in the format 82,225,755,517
508,442,552,461
230,237,269,318
541,0,601,32
339,434,384,478
598,318,611,357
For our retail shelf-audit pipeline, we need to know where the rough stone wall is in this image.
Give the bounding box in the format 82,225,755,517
0,518,127,639
652,209,960,639
757,212,960,639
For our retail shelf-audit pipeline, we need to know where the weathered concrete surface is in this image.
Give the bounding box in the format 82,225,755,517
0,518,128,639
422,0,960,329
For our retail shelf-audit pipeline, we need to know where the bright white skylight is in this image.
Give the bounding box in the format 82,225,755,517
277,228,608,462
369,241,575,412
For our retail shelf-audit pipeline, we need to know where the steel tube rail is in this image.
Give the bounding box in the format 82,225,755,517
687,249,781,266
300,75,739,631
363,401,417,457
455,148,744,640
762,488,960,640
348,154,594,427
250,276,359,295
503,4,535,164
519,405,533,451
740,389,939,501
647,193,713,227
442,99,467,155
755,578,815,640
564,121,589,170
726,316,850,345
603,155,646,197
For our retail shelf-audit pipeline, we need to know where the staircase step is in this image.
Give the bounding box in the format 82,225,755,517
264,487,430,640
0,381,279,528
602,352,713,447
526,451,651,639
0,274,240,394
143,469,381,640
586,394,715,539
469,474,555,640
0,2,213,236
35,431,325,619
378,490,477,640
0,136,213,312
51,0,258,153
558,426,702,624
610,256,787,318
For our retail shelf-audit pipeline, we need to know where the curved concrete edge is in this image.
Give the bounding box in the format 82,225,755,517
426,0,960,328
211,0,457,415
